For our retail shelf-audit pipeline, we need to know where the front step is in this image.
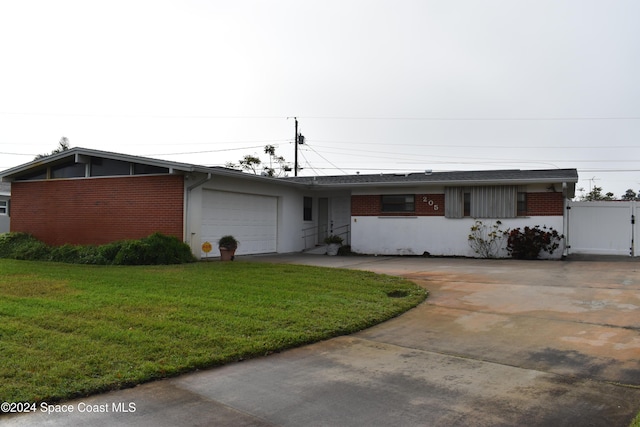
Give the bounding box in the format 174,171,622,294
303,244,328,255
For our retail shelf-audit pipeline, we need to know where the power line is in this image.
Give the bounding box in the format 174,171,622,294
299,116,640,121
2,110,639,121
303,142,348,175
0,111,289,120
0,152,36,156
145,144,282,156
308,140,639,150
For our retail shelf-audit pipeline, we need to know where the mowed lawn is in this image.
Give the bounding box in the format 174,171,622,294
0,259,426,404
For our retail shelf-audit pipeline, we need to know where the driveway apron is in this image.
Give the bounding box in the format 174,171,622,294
3,255,640,426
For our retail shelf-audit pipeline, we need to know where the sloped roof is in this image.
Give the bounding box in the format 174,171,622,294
283,168,579,187
0,147,202,180
0,147,578,191
0,146,299,186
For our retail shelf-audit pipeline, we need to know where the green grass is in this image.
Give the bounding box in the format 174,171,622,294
0,259,426,404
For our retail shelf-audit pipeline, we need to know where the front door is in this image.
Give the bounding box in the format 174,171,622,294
318,197,329,244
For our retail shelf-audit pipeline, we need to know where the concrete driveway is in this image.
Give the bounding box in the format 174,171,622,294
4,255,640,426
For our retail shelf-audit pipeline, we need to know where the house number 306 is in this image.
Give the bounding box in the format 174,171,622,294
422,196,439,210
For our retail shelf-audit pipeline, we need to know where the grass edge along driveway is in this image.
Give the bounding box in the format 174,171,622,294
0,259,426,405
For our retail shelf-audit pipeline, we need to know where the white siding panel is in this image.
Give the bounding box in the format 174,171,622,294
567,201,634,256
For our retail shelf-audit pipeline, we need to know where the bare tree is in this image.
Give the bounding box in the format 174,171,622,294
227,145,291,177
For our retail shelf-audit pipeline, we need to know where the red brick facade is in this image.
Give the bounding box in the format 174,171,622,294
525,192,564,216
352,194,445,216
11,175,184,246
352,192,563,216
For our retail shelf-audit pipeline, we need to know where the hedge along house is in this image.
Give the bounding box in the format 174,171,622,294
285,169,578,258
0,147,578,259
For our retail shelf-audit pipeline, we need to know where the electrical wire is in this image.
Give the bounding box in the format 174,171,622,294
144,144,288,156
302,142,348,175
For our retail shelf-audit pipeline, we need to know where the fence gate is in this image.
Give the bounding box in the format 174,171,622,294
566,201,637,256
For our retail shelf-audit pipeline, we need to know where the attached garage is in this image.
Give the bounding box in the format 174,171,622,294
201,190,278,256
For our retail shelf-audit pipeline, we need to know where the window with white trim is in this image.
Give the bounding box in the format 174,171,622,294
0,200,8,216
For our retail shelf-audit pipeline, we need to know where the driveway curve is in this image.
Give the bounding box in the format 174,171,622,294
4,255,640,426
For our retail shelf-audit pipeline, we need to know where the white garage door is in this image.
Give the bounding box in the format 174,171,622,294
202,190,278,256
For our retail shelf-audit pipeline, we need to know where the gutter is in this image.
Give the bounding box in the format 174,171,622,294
296,178,580,190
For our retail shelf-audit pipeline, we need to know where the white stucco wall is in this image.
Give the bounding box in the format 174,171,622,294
185,173,309,256
184,172,351,257
351,216,566,258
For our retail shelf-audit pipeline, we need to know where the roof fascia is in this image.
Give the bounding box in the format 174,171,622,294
297,176,579,190
0,147,197,180
199,167,304,188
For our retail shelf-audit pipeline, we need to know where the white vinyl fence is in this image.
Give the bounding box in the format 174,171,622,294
566,201,638,256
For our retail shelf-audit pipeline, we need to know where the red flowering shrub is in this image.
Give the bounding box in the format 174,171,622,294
506,225,563,259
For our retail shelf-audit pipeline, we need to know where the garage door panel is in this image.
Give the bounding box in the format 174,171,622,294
202,190,277,256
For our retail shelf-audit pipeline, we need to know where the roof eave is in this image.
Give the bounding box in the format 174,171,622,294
0,147,198,180
297,176,579,189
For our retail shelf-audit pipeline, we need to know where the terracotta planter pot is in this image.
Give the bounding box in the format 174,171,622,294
219,247,237,261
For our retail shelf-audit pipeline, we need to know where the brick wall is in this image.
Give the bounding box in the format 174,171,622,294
352,194,445,216
11,175,184,246
352,191,564,217
526,192,564,216
351,195,380,216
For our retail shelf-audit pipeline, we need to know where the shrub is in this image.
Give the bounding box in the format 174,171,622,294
467,220,509,258
506,225,563,259
113,233,196,265
0,233,51,260
114,240,151,265
0,232,195,265
324,235,344,244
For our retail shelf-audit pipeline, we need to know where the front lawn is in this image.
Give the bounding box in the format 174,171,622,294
0,259,426,404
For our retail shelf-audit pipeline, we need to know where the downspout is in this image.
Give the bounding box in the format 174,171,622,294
184,172,213,255
563,182,570,258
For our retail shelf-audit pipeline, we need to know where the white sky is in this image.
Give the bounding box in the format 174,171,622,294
1,0,639,198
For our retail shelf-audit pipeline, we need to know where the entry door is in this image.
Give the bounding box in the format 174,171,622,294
318,197,329,244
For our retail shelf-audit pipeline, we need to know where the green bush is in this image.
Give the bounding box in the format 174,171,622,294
98,241,125,263
506,225,563,259
114,240,151,265
142,232,196,264
0,232,195,265
113,233,196,265
0,233,51,260
49,244,107,265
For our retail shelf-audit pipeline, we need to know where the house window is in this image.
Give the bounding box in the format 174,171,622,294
445,186,517,218
51,161,86,179
463,192,471,217
133,163,170,175
0,200,7,216
381,195,415,212
15,169,47,181
517,192,527,216
90,158,131,177
303,197,313,221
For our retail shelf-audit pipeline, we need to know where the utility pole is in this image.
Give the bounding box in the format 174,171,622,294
293,117,304,176
294,117,298,177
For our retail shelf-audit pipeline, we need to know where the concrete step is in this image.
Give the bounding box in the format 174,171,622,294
303,244,328,255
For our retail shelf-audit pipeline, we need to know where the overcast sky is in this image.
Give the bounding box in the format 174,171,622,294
1,0,638,197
